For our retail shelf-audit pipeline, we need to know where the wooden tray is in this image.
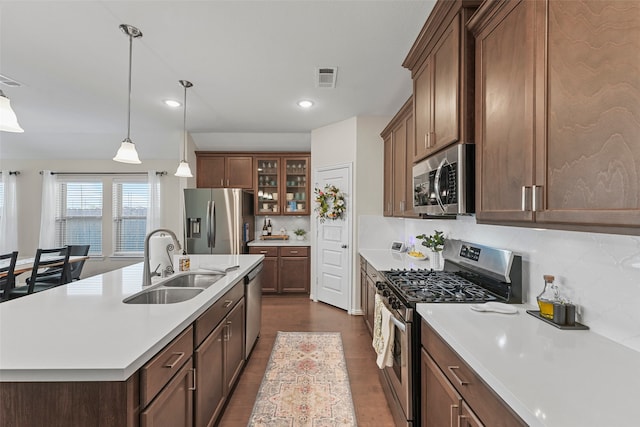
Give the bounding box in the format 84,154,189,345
260,235,289,240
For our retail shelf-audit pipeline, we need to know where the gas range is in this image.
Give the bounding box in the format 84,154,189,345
381,269,498,304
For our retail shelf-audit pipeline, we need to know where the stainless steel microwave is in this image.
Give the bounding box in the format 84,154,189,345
412,143,475,216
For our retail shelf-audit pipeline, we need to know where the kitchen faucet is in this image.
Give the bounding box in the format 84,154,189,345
143,228,182,287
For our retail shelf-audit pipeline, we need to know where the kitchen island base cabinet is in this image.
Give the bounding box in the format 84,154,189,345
141,358,194,427
421,320,526,427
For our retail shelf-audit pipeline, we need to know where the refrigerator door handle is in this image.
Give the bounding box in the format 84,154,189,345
211,201,217,248
206,200,212,248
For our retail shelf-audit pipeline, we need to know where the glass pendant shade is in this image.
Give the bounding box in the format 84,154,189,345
174,160,193,178
0,92,24,133
113,138,141,164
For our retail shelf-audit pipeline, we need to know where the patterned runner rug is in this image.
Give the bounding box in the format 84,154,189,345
248,332,357,426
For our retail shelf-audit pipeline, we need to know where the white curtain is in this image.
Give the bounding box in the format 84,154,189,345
38,170,57,248
0,171,18,252
147,170,161,233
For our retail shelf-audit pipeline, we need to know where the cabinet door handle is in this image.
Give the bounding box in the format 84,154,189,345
450,403,459,427
521,186,532,211
532,185,543,212
220,179,223,186
164,352,185,369
424,134,428,149
223,299,233,308
227,320,233,339
189,368,197,391
226,179,230,186
447,366,469,386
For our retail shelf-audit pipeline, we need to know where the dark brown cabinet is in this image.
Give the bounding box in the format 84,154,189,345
471,0,640,232
403,0,479,163
255,156,310,216
194,321,225,427
249,246,309,294
196,153,253,189
224,299,245,392
381,97,416,218
141,358,194,427
421,320,526,427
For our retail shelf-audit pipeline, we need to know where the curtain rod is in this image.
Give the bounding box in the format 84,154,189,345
39,171,167,176
0,171,20,175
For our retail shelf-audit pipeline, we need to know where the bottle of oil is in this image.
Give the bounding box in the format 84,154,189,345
537,275,558,319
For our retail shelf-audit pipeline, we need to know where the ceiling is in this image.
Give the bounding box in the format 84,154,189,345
0,0,434,161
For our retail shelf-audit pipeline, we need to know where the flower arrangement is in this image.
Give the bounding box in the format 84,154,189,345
314,184,346,222
416,230,445,252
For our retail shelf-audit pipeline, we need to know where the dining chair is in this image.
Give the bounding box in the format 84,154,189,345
0,251,19,302
9,247,71,299
68,244,90,281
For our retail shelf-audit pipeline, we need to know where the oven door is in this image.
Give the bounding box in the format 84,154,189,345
380,302,413,425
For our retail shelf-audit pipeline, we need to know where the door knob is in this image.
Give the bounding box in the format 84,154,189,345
341,244,348,249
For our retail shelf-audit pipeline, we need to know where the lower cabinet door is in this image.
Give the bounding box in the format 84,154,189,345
279,256,309,293
421,349,462,427
141,358,194,427
225,299,246,392
459,401,484,427
194,321,226,427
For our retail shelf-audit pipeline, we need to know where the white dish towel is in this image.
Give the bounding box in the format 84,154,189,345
372,293,395,369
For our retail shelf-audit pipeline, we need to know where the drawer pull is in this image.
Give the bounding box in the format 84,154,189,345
189,368,197,391
447,366,469,386
290,250,298,254
164,351,185,369
260,250,268,254
223,299,233,308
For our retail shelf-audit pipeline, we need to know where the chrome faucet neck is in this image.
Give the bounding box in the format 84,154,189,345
143,228,182,287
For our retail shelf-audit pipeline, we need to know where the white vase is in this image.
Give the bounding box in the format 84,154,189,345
296,235,305,241
429,250,444,271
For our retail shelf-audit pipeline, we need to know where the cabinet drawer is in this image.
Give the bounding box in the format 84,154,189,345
249,246,278,257
421,320,526,427
280,246,308,257
366,263,381,282
141,325,193,407
195,282,244,347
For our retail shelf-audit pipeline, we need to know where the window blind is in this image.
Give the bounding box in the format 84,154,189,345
113,178,149,255
55,178,103,256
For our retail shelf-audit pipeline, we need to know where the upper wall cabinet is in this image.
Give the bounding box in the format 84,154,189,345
381,97,416,218
470,0,640,232
196,153,253,189
255,155,310,216
403,0,480,163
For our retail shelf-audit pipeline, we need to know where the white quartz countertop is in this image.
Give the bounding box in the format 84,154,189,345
249,239,311,247
417,304,640,427
0,254,263,382
359,248,430,271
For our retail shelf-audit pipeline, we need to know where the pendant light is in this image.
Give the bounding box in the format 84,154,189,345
0,90,24,133
113,24,143,164
174,80,194,178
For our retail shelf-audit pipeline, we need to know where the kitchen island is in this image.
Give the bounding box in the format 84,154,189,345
0,254,263,427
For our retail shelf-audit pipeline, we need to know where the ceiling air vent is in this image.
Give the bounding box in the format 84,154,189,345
316,67,337,88
0,74,22,87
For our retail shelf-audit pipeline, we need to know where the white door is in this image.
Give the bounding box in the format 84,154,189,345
314,164,352,311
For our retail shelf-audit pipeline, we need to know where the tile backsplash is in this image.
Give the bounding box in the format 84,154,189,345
359,214,640,353
254,215,310,240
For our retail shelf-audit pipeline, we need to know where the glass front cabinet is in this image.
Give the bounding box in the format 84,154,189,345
255,155,309,216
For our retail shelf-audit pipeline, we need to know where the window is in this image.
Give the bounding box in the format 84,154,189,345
55,179,103,256
113,178,149,255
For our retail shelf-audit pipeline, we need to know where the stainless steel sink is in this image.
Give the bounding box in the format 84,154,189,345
123,287,204,304
160,273,225,288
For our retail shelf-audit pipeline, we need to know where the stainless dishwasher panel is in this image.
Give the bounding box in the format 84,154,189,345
244,263,263,359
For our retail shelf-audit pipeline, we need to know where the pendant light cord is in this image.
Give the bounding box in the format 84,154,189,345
126,33,133,141
182,82,187,161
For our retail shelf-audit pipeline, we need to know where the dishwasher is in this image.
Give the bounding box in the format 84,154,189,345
244,263,263,359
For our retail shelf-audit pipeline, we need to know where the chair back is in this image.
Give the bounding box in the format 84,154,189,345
68,245,90,280
0,251,18,302
27,247,71,294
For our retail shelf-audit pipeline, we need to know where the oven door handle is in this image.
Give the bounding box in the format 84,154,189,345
390,315,406,333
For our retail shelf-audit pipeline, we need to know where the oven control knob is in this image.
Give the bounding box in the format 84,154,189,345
382,289,390,297
376,282,385,291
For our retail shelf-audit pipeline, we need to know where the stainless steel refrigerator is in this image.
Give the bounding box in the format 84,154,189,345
184,188,254,254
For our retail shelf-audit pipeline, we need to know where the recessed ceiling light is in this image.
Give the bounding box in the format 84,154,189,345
297,100,314,109
164,99,181,108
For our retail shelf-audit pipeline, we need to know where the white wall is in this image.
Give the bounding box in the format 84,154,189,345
359,214,640,353
5,158,184,279
311,116,388,313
